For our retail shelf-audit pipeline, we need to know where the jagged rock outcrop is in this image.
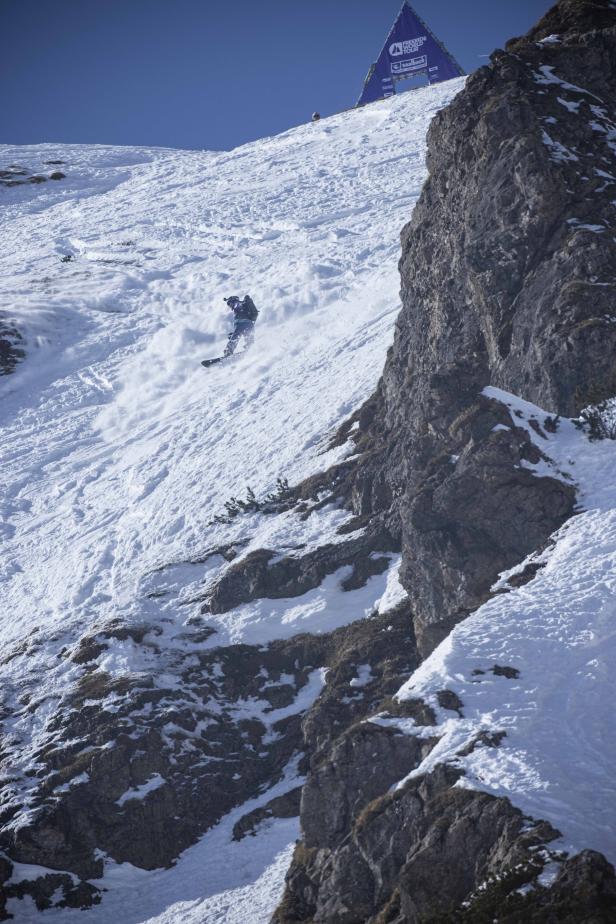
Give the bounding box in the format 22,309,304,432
276,764,558,923
277,729,616,923
346,0,616,656
279,742,616,924
0,597,418,915
275,1,616,920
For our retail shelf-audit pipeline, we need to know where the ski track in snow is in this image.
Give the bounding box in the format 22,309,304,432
0,82,464,921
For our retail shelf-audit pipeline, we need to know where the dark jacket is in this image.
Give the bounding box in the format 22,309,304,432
231,296,259,324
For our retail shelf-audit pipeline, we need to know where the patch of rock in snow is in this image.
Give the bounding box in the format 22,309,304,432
7,758,304,924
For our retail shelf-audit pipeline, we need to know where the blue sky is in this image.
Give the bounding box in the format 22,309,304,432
1,0,552,151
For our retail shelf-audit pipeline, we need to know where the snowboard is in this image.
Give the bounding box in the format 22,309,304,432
201,353,241,368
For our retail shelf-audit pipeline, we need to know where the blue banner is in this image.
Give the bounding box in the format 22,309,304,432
357,2,464,106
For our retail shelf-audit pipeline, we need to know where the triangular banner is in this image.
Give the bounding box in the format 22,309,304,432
357,2,465,106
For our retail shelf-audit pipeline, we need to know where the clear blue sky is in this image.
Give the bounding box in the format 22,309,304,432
1,0,552,151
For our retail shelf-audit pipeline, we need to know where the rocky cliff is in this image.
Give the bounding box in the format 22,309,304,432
360,0,616,658
275,0,616,920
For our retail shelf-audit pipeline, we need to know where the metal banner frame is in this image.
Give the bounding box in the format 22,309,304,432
357,2,465,106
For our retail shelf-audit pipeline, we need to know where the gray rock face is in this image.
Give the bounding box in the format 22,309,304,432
300,723,435,855
206,529,397,616
0,600,419,914
277,759,616,924
345,0,616,655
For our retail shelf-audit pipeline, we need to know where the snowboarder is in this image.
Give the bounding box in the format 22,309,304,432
223,295,259,356
201,295,259,367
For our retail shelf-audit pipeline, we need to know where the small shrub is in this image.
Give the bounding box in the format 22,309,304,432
580,398,616,441
210,478,292,525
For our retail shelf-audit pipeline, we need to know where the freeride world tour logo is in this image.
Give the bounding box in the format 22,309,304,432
388,36,426,57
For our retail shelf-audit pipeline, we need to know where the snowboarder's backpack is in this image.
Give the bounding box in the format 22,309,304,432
236,295,259,322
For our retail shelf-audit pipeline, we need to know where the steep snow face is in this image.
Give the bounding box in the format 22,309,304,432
0,81,464,921
393,391,616,865
0,81,463,653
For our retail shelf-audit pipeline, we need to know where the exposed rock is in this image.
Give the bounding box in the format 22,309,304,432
0,164,67,187
233,787,302,841
491,663,520,679
429,849,616,923
276,764,563,923
0,604,419,911
0,167,29,188
504,559,546,588
4,873,101,914
206,527,397,615
341,0,616,656
436,689,464,715
508,0,616,48
0,316,25,376
300,723,436,856
0,858,11,921
277,761,616,922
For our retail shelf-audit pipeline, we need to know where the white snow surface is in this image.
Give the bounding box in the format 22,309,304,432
0,80,464,921
0,81,462,652
394,389,616,866
115,773,166,807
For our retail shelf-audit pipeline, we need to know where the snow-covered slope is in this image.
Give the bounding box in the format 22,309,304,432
0,81,464,920
1,83,460,652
